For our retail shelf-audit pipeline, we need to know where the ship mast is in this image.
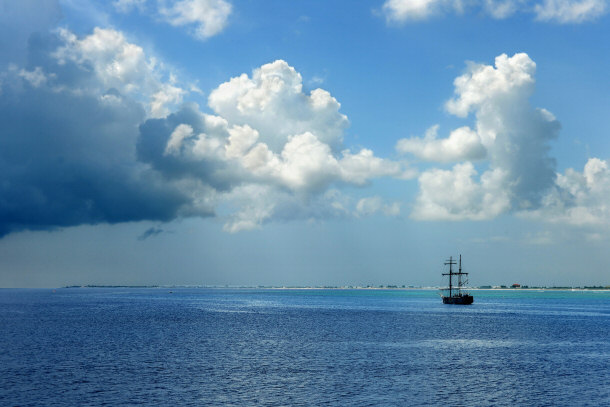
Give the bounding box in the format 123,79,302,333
443,256,457,297
443,255,468,297
458,255,469,295
458,255,462,293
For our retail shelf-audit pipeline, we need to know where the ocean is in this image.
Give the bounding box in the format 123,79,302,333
1,288,609,406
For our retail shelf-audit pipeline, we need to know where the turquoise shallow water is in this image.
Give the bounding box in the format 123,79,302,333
1,288,609,406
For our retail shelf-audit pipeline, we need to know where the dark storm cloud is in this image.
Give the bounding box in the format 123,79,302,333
0,33,202,238
0,17,406,237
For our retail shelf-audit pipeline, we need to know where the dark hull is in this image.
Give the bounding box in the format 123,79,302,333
442,295,473,305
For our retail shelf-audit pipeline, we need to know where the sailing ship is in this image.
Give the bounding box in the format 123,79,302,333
441,255,473,305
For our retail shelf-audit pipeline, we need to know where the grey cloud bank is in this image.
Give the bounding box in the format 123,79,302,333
0,28,405,237
0,33,195,238
0,4,608,240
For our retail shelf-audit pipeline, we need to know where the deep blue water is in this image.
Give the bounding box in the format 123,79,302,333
1,288,609,406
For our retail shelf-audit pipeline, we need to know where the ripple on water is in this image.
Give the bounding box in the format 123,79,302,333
0,288,609,406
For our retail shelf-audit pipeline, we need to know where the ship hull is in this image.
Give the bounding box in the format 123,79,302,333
442,295,473,305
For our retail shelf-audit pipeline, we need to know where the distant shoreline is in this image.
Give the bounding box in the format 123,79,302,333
59,285,610,291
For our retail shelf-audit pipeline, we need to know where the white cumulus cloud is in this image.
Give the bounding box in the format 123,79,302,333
405,51,607,230
445,52,536,119
137,60,413,231
534,0,607,23
159,0,232,39
396,125,486,162
410,53,560,220
158,117,410,195
54,27,186,118
380,0,608,23
382,0,452,21
413,163,511,220
525,158,610,225
206,60,413,194
209,60,349,153
111,0,232,40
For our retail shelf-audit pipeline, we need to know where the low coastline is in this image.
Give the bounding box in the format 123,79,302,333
61,284,610,291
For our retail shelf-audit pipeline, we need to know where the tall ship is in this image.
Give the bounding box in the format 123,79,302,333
441,255,473,305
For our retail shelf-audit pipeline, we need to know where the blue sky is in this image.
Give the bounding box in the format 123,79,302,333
0,0,609,287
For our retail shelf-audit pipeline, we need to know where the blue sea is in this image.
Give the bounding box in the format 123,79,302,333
1,288,609,406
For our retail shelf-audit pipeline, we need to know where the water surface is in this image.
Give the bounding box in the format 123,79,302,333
1,288,609,406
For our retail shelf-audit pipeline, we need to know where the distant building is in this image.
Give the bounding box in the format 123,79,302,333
512,283,521,288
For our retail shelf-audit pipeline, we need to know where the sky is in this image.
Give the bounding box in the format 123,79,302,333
0,0,609,288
